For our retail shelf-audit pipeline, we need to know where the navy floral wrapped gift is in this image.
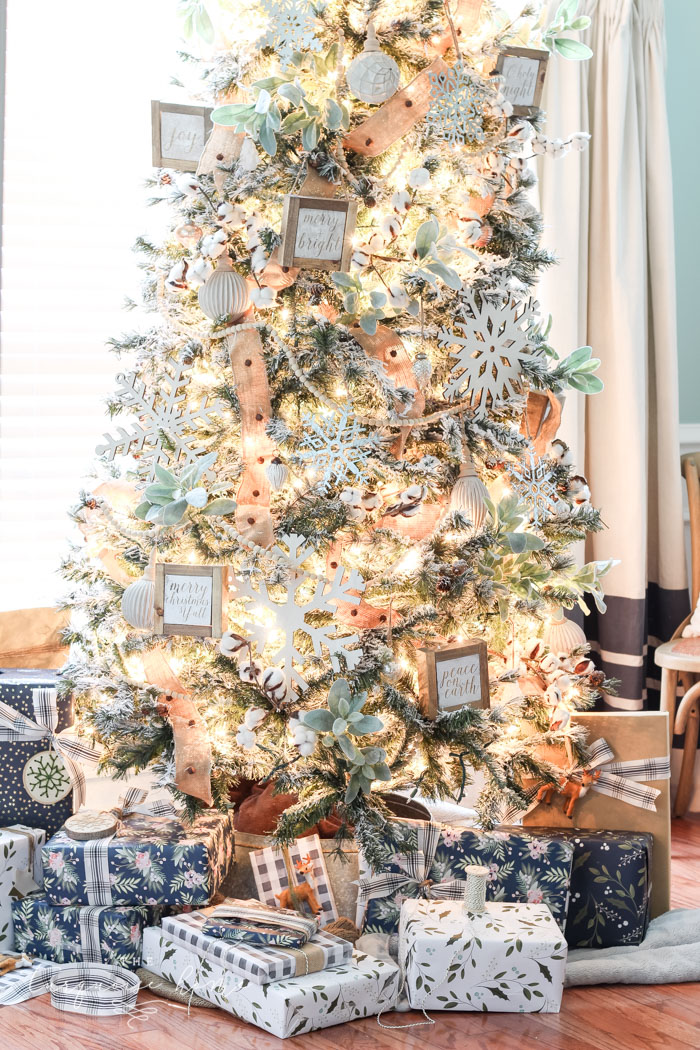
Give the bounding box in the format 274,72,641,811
11,892,153,970
41,808,235,907
506,827,653,948
358,819,574,935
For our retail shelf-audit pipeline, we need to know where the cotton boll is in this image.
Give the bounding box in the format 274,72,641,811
239,660,263,684
540,653,561,675
243,706,266,730
250,285,276,309
297,740,316,757
174,173,201,196
547,438,573,466
262,667,287,702
236,725,258,750
531,138,547,156
367,231,386,253
361,491,382,511
567,475,591,504
217,201,246,227
351,248,371,271
407,167,430,189
219,631,248,658
571,132,591,152
188,256,213,288
250,245,268,273
201,229,228,259
339,488,366,521
166,260,189,291
387,283,409,309
391,190,411,214
381,215,402,240
461,219,482,245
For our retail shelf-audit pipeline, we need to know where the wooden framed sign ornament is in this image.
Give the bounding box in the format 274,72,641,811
279,195,358,272
492,48,549,117
416,639,489,717
151,101,213,171
154,564,227,638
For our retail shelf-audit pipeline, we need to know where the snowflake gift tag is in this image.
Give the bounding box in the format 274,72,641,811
95,356,226,483
439,291,537,416
231,533,365,701
258,0,322,69
507,450,562,525
296,410,377,494
425,61,491,147
23,751,72,805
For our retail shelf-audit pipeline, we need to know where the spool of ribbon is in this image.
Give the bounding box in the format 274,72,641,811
0,689,100,807
357,821,466,914
462,864,489,915
0,961,139,1014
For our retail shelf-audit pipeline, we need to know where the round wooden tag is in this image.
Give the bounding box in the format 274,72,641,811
63,810,118,840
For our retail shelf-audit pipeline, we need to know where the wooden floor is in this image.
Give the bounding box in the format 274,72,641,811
4,819,700,1050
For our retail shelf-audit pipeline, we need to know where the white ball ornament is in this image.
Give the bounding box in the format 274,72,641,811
198,254,250,322
346,20,400,105
121,549,156,631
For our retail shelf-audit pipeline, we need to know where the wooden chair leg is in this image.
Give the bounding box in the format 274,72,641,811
660,668,679,749
674,700,700,817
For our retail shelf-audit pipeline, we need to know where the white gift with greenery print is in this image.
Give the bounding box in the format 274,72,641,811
0,825,45,949
141,927,401,1038
399,899,566,1012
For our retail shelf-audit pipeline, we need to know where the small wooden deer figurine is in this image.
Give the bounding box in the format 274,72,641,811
276,881,322,916
536,769,601,819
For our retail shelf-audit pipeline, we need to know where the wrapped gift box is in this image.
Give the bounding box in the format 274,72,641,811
400,899,567,1012
0,825,45,950
359,819,574,935
11,892,154,970
522,712,670,916
0,670,74,836
250,834,338,924
142,927,400,1038
502,827,652,948
42,808,235,907
162,904,352,984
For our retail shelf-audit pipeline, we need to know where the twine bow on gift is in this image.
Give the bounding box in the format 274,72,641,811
357,821,466,911
0,688,99,807
568,738,670,811
110,787,179,827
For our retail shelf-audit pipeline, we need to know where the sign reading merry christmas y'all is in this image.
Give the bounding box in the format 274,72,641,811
154,564,227,638
416,639,489,717
279,195,358,272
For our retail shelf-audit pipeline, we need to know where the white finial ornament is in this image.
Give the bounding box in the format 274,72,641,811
346,20,400,105
121,548,156,631
198,254,250,323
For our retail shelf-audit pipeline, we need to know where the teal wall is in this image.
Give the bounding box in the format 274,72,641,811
667,0,700,424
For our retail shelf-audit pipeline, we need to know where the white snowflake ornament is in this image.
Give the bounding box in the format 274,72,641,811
95,356,226,482
439,290,537,415
230,533,365,701
297,410,377,494
507,450,561,525
425,61,491,147
258,0,322,69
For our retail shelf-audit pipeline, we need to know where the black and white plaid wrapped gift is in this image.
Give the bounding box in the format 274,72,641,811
161,906,351,984
250,834,338,924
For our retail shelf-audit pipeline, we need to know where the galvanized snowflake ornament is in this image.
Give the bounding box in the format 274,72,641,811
95,357,226,482
297,410,377,494
231,533,365,701
439,291,537,415
425,61,491,147
258,0,322,69
507,450,561,525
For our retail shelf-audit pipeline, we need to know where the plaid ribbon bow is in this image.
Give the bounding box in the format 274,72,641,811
569,737,670,811
357,821,466,911
0,688,99,807
110,787,178,824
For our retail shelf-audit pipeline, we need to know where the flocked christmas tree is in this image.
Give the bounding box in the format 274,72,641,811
60,0,615,862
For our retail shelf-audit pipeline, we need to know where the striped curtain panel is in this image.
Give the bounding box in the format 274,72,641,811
536,0,688,710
